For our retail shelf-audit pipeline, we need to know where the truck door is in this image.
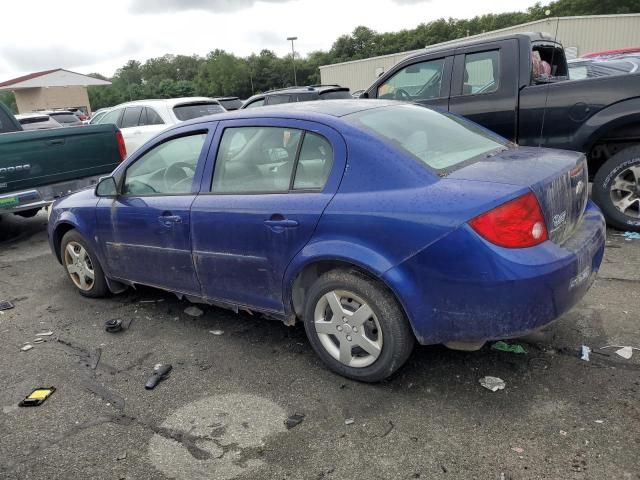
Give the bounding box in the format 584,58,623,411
448,39,519,141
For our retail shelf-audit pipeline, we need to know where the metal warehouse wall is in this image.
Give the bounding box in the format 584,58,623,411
320,14,640,91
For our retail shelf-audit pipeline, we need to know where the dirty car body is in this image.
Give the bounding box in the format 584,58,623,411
48,100,605,380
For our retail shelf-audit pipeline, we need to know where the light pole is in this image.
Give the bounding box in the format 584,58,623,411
287,36,298,86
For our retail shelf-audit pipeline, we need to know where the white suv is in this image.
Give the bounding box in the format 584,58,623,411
96,97,226,155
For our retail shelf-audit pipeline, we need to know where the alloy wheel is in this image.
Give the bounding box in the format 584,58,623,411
64,241,95,291
610,164,640,218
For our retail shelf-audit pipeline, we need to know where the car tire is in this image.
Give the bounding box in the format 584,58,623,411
60,230,109,298
592,146,640,231
303,269,415,382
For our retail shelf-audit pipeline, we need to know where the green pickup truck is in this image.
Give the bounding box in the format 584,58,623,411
0,101,126,217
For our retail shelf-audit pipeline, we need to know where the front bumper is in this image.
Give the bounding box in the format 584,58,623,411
0,176,102,214
383,200,606,345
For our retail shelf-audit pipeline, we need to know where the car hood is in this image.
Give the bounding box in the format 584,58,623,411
53,185,99,210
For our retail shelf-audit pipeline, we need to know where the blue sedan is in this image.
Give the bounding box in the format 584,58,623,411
48,100,605,381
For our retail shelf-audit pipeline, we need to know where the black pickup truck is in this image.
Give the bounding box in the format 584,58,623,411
365,32,640,231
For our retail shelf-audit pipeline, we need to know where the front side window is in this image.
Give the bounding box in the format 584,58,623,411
212,127,303,193
98,108,122,126
265,95,291,105
462,50,500,95
347,104,508,172
244,98,265,109
123,133,207,195
121,107,143,128
378,58,445,101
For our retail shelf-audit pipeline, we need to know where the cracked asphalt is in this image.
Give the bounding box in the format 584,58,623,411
0,211,639,480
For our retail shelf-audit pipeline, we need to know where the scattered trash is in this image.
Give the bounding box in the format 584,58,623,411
33,338,45,344
479,376,506,392
145,364,172,390
20,344,33,352
35,331,53,337
0,300,14,311
511,447,524,453
580,345,591,361
184,306,204,317
105,319,123,333
18,387,56,407
491,341,527,354
285,413,305,430
595,420,604,424
209,329,224,336
116,452,127,461
600,345,638,359
622,231,640,240
560,430,568,436
381,420,395,437
344,418,355,425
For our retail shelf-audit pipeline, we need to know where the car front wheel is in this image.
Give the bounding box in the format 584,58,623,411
303,269,415,382
61,230,109,298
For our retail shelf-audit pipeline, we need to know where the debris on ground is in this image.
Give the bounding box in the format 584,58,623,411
0,300,14,311
285,413,305,429
580,345,591,361
209,329,224,336
139,299,164,304
116,452,127,461
595,420,604,424
511,447,524,453
344,418,355,425
381,420,395,437
479,376,506,392
491,341,527,354
560,430,568,436
104,319,123,333
18,387,55,407
184,306,204,317
35,331,53,337
622,231,640,240
600,345,637,360
145,364,172,390
21,344,33,352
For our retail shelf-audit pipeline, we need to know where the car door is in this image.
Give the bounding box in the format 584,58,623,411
190,118,347,313
448,40,519,141
368,55,453,111
95,126,214,295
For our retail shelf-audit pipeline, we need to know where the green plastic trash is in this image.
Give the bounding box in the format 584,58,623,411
491,341,527,354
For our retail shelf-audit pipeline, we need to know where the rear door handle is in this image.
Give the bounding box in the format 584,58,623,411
264,219,299,228
159,214,183,227
47,139,65,146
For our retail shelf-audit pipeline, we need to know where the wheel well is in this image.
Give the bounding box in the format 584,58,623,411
52,223,76,263
290,260,400,319
587,123,640,180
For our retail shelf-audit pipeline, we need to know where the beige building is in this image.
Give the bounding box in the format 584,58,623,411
320,13,640,91
0,68,111,114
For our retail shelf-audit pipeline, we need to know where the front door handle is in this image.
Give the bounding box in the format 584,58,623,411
47,139,65,146
159,214,182,227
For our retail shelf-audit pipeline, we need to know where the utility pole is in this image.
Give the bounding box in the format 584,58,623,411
287,36,298,86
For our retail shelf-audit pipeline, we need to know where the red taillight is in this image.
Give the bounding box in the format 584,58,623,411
115,130,127,161
469,191,548,248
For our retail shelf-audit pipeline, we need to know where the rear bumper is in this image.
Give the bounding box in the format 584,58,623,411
0,176,102,214
383,200,606,345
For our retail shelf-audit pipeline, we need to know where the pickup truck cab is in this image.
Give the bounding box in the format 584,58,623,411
365,32,640,231
0,101,126,217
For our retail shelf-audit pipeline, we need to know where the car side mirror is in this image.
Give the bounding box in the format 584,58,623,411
96,176,118,197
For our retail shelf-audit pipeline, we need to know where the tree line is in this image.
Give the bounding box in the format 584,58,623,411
1,0,638,113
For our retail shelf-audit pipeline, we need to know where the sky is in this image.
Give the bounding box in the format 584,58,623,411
0,0,537,81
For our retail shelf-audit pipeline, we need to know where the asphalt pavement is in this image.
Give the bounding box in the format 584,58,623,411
0,211,639,480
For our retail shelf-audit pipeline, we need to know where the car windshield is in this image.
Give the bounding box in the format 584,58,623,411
173,102,225,121
218,98,243,110
347,104,508,171
320,90,352,100
49,113,80,124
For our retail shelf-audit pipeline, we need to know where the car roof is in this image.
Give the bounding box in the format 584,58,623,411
15,113,51,119
111,97,223,109
178,99,399,129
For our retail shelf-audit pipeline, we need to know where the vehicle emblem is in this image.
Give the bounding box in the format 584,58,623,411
576,180,585,196
0,164,31,174
553,211,567,228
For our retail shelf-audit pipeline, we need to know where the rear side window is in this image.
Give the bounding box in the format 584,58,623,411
265,95,291,105
293,133,334,190
173,103,225,121
121,107,143,128
212,127,303,193
139,107,165,126
462,51,500,95
347,104,507,172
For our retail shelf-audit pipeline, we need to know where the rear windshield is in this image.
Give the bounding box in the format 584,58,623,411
173,102,225,121
218,98,243,110
346,104,508,172
19,116,50,125
320,90,352,100
49,113,80,124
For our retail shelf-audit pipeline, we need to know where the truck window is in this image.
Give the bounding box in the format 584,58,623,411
462,51,500,95
378,58,445,101
0,107,19,133
532,44,568,84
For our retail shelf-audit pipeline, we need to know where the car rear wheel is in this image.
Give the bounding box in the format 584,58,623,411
303,269,414,382
61,230,109,298
592,146,640,231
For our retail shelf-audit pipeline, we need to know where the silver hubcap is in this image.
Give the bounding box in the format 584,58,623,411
314,290,383,368
64,241,95,291
610,164,640,218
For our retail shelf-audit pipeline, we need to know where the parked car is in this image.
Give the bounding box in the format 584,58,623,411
87,108,110,125
48,100,605,382
211,96,243,111
65,108,89,122
0,101,126,218
95,97,226,155
43,110,84,127
365,32,640,231
582,47,640,58
242,85,352,109
15,113,63,130
569,54,640,80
